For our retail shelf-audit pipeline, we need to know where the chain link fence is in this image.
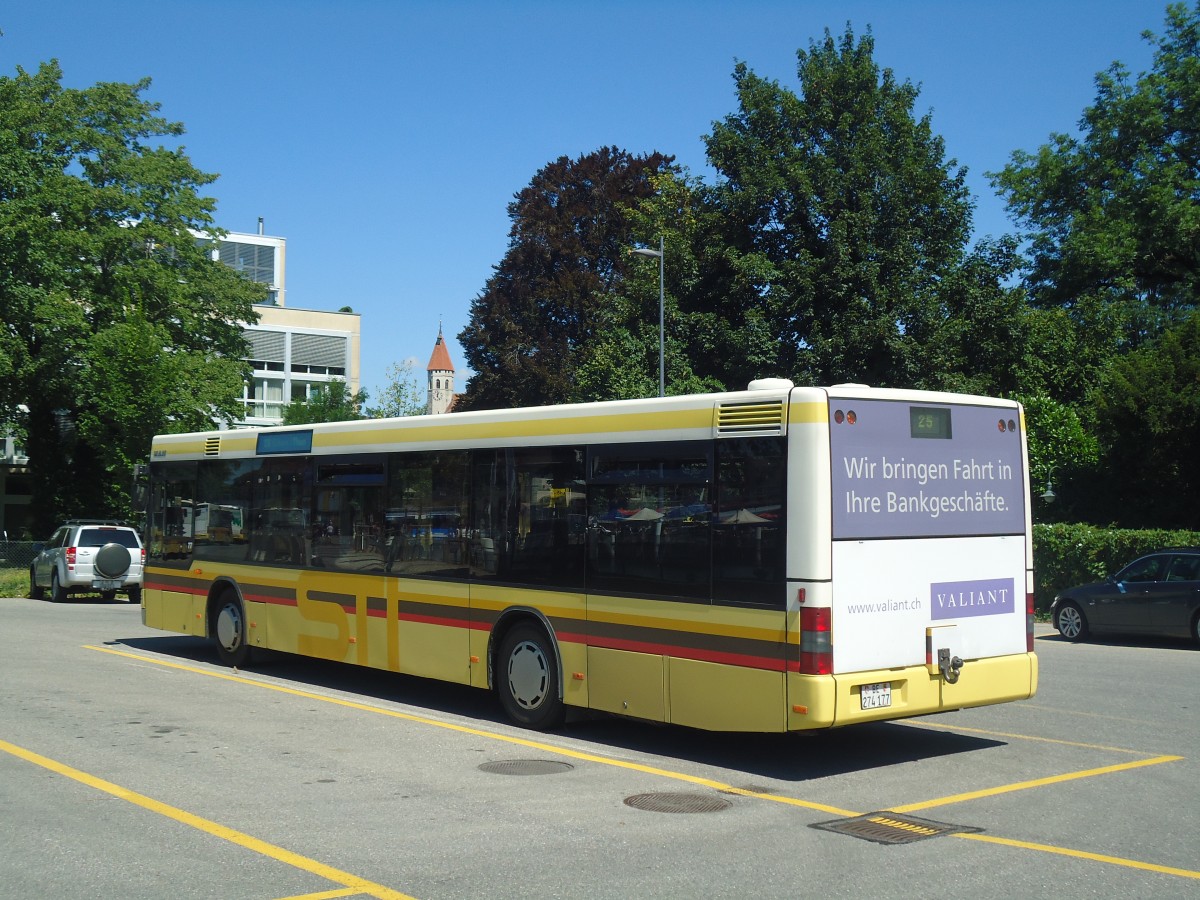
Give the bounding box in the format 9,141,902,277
0,541,39,570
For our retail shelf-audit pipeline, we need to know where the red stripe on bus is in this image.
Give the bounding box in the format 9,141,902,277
561,631,789,673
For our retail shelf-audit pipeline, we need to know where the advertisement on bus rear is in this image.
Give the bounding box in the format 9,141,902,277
829,399,1026,540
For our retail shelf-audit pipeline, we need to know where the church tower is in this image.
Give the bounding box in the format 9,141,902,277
426,325,456,415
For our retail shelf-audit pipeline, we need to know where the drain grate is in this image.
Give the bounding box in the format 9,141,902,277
478,759,575,776
810,812,979,845
623,792,733,814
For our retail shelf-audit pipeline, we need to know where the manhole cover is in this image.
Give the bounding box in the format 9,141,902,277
623,792,733,814
811,812,979,845
478,759,575,776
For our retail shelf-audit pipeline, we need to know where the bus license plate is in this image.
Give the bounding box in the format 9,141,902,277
861,682,892,710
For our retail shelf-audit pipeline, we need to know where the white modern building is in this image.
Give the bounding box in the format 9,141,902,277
215,226,362,427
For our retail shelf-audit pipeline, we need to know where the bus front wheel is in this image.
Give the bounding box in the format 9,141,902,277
213,593,253,667
497,622,564,730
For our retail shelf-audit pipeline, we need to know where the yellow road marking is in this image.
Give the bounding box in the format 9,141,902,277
889,755,1183,813
906,719,1162,756
88,644,1197,881
956,833,1200,880
0,738,415,900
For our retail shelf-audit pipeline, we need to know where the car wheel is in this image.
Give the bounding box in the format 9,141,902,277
50,570,68,603
29,568,44,601
212,592,253,667
496,622,564,730
1056,601,1089,641
127,586,142,605
1191,611,1200,648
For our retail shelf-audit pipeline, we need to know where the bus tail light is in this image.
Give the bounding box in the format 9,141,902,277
1026,592,1035,652
799,606,832,675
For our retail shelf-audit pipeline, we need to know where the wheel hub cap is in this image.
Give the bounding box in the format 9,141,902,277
507,641,549,710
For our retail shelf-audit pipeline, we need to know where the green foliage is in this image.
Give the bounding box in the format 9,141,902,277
992,2,1200,340
456,147,673,410
281,380,367,424
0,568,28,600
1017,392,1100,522
1087,310,1200,528
1033,522,1200,611
699,26,1017,391
366,360,426,418
0,61,263,534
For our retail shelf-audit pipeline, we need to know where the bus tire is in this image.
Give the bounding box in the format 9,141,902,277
212,592,253,667
497,622,564,730
1055,601,1088,641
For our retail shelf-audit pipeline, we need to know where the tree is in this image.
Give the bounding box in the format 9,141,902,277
1085,311,1200,529
572,170,732,401
0,61,264,536
366,360,426,418
700,26,1003,390
992,2,1200,344
281,380,367,425
456,147,672,411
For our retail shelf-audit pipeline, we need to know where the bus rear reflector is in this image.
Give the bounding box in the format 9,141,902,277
1026,592,1035,652
799,606,832,675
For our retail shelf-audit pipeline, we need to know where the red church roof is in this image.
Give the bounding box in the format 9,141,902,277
427,329,455,372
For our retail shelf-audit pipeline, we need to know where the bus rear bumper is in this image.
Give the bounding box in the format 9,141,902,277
786,652,1038,730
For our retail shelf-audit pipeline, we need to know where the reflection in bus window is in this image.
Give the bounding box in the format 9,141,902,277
148,462,196,563
246,458,311,566
470,448,585,587
193,460,255,565
312,457,387,572
587,443,712,601
386,451,470,577
713,437,786,606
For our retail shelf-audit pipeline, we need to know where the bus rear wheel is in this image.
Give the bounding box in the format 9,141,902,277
213,593,253,667
497,622,564,730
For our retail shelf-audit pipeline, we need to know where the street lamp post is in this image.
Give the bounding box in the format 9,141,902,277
631,235,665,398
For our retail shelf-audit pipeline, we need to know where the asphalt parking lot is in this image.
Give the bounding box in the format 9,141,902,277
1,597,1196,899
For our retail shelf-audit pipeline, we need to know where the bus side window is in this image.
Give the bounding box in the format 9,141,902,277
586,442,712,601
713,437,786,608
149,462,196,565
387,450,470,578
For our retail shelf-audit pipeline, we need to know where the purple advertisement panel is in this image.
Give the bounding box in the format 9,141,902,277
930,577,1016,619
830,398,1026,539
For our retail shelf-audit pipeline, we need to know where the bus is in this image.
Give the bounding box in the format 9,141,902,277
139,379,1036,732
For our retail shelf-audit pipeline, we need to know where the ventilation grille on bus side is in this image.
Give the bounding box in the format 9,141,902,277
204,437,221,457
715,400,786,436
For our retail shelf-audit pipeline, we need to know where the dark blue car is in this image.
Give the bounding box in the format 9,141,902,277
1051,549,1200,644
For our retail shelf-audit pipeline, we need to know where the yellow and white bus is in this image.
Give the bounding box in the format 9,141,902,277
140,379,1037,732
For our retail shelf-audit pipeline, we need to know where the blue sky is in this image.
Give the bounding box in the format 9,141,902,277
3,1,1161,396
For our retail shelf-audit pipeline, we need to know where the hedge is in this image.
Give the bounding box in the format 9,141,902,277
1032,523,1200,612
